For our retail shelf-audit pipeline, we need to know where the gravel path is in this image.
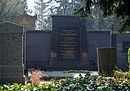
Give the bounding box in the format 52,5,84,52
41,71,98,78
28,71,98,78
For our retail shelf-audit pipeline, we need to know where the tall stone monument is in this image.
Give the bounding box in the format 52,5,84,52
0,22,25,84
11,12,37,30
50,15,88,69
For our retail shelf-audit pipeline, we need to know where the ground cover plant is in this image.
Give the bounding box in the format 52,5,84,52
55,70,130,91
0,70,130,91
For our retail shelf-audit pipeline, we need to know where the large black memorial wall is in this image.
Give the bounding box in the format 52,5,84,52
49,15,88,69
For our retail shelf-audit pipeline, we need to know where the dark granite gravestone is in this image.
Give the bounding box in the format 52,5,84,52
0,22,25,84
49,15,88,69
25,30,52,69
87,31,111,70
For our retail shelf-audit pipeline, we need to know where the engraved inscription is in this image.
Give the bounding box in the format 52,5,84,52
58,29,80,60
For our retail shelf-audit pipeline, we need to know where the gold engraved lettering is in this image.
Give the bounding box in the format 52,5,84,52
63,30,75,32
60,34,78,36
60,41,77,43
63,37,75,39
62,48,75,49
60,45,78,47
59,29,79,60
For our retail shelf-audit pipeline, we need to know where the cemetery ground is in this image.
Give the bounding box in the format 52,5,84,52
0,69,130,91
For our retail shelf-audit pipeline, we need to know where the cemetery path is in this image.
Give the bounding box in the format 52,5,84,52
28,71,98,81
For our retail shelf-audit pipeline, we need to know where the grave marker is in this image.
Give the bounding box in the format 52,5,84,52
50,15,88,69
0,22,25,84
114,34,130,71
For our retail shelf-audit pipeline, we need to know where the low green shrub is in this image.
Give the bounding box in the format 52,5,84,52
0,82,57,91
0,71,130,91
54,71,130,91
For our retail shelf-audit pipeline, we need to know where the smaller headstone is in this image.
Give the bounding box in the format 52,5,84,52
0,22,25,84
97,48,116,75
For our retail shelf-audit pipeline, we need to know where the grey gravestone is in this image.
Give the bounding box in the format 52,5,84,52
50,15,88,69
0,22,25,84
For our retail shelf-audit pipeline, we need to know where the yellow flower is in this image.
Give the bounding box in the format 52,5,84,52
26,83,31,87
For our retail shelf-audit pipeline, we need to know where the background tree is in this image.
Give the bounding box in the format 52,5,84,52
0,0,27,22
34,0,83,30
75,0,130,33
34,0,49,30
85,3,121,31
34,0,121,31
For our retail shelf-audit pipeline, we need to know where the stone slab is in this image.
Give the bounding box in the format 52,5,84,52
0,34,23,66
0,22,25,84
